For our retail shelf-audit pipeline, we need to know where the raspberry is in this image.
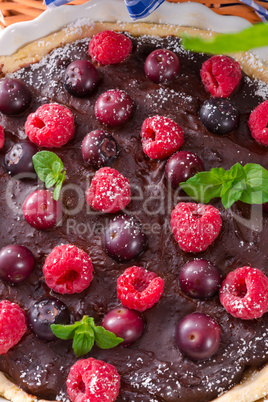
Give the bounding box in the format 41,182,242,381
248,100,268,146
0,125,4,149
67,358,120,402
43,244,93,294
171,202,222,253
219,266,268,319
200,55,241,98
0,300,27,354
86,167,131,213
88,30,132,65
140,116,184,159
25,103,75,148
117,266,165,312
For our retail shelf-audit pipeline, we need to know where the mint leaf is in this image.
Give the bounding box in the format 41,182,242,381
93,325,123,349
81,316,94,326
33,151,66,201
223,163,246,182
73,325,94,357
240,164,268,204
53,172,66,201
33,151,62,181
52,161,62,176
180,163,268,209
45,172,58,189
51,322,81,340
51,315,123,357
220,164,247,209
220,181,243,209
181,23,268,54
180,167,226,203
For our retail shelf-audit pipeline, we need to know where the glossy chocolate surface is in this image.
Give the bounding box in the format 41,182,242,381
0,35,268,401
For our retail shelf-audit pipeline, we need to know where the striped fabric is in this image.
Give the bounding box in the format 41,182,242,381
45,0,72,6
238,0,268,21
124,0,165,19
45,0,165,18
44,0,268,21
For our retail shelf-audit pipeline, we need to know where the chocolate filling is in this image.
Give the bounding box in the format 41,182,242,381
0,34,267,402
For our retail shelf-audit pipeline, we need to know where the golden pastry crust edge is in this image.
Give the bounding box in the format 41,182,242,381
0,21,268,84
0,20,268,402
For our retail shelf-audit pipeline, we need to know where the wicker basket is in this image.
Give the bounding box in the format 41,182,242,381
0,0,268,28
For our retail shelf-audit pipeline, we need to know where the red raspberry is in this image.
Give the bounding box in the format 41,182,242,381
86,167,131,213
43,244,93,294
248,100,268,146
201,55,241,98
88,30,132,65
0,300,27,354
171,202,222,253
117,266,165,312
67,358,120,402
25,103,75,148
220,266,268,319
0,125,5,149
140,116,184,159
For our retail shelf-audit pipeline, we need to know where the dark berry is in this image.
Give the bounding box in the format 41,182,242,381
176,313,221,360
64,60,98,97
200,98,239,135
104,215,147,261
23,190,62,230
81,129,119,169
179,259,222,299
0,78,32,115
4,142,38,178
0,245,35,284
144,49,180,83
28,297,70,340
95,89,134,127
165,151,204,189
102,306,144,345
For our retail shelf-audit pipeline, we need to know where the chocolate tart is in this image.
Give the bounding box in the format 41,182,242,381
0,2,268,401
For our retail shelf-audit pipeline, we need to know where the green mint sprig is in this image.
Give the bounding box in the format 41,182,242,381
180,163,268,209
181,23,268,54
32,151,66,201
51,315,123,357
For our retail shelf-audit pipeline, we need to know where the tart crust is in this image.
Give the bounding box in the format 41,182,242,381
0,20,268,402
1,21,268,84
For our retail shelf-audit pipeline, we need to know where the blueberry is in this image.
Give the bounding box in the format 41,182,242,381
165,151,204,189
0,245,35,284
144,49,180,83
200,98,239,135
95,89,134,127
0,78,32,115
4,142,38,178
64,60,98,97
102,307,144,345
179,259,222,299
81,129,119,169
176,313,221,360
104,215,147,261
28,297,70,340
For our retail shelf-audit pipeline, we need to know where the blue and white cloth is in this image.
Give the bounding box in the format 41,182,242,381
44,0,268,21
238,0,268,21
44,0,165,18
45,0,72,7
124,0,165,19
